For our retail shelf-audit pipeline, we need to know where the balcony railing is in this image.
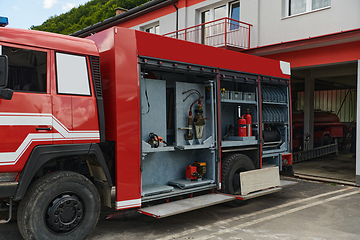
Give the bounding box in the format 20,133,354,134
163,18,252,49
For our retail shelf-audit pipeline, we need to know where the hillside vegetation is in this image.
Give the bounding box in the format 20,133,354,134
30,0,150,35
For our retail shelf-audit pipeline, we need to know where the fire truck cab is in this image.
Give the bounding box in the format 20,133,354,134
0,23,293,240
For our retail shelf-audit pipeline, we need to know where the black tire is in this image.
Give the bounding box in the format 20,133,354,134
17,171,100,240
224,199,248,208
321,135,332,146
221,154,255,195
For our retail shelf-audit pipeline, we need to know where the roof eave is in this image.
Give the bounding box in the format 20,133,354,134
244,28,360,56
71,0,177,38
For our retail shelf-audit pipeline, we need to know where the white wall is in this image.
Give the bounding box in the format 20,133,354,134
130,0,360,48
245,0,360,47
130,12,177,35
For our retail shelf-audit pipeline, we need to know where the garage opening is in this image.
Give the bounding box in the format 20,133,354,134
290,61,357,184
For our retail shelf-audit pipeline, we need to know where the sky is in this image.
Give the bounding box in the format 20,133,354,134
0,0,90,29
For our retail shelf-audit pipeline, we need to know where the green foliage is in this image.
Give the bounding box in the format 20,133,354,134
30,0,150,35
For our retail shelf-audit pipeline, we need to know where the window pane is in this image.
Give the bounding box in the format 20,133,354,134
146,27,155,33
215,5,226,19
56,53,90,96
230,2,240,21
154,25,160,34
201,10,210,44
2,46,47,93
201,10,210,24
289,0,306,15
312,0,330,10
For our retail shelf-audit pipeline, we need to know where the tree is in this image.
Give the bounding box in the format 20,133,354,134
30,0,150,35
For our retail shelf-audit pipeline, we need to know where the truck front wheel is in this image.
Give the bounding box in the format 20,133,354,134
221,154,255,195
17,171,100,240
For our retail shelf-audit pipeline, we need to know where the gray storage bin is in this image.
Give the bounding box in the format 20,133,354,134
230,91,242,101
221,90,230,100
243,92,255,101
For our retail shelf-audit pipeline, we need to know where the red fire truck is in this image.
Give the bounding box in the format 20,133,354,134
0,19,293,240
293,111,344,150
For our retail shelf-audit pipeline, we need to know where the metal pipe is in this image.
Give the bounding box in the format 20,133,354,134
170,0,178,38
182,91,201,102
0,198,12,224
183,89,201,96
210,82,215,144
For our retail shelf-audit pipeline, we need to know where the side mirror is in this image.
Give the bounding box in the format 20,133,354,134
0,55,8,88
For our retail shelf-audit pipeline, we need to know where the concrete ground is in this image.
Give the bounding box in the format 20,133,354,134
1,178,360,240
293,152,356,183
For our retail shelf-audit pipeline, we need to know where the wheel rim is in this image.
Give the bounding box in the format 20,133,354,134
46,193,84,234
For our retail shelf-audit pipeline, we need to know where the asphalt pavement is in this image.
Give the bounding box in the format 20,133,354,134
1,178,359,240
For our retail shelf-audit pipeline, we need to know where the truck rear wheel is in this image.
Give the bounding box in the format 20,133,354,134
321,135,332,146
17,171,100,240
221,154,255,195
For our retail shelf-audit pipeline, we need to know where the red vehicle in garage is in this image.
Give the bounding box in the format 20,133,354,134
293,111,344,150
0,19,293,240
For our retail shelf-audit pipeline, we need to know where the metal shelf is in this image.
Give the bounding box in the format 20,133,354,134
221,99,257,104
221,136,258,147
262,101,287,106
142,141,176,153
262,122,289,124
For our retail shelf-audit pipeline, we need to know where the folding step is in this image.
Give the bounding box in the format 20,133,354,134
236,186,282,200
138,193,236,218
234,179,297,200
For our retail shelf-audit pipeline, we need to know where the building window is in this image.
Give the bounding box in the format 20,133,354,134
142,22,160,34
289,0,306,15
230,1,240,21
199,1,241,44
229,1,240,30
200,1,240,22
288,0,330,16
214,5,227,20
312,0,331,10
201,10,210,24
145,25,159,34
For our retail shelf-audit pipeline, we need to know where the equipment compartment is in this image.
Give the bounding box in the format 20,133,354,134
219,70,259,148
261,79,291,164
139,58,218,200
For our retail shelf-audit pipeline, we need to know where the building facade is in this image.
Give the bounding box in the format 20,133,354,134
120,0,360,49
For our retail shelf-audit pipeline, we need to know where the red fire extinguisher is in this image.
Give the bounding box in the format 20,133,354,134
238,117,246,137
244,109,252,137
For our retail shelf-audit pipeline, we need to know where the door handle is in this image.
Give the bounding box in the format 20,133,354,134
36,127,52,131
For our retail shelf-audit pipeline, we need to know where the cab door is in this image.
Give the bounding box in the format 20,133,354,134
52,51,99,145
0,44,52,172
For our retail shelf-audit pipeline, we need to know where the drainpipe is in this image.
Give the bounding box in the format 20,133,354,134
170,0,178,38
